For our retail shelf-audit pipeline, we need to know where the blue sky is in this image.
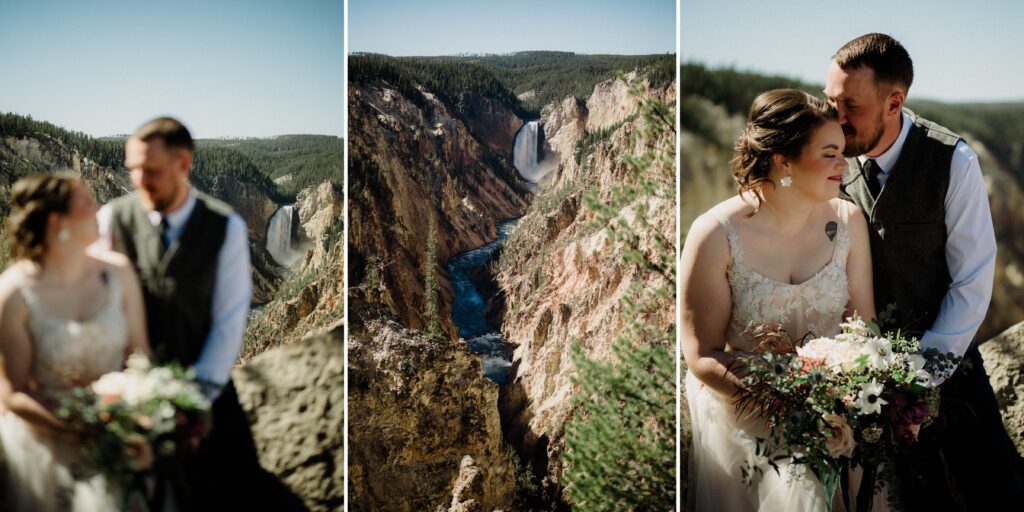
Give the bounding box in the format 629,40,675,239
349,0,675,56
681,0,1024,102
0,0,343,138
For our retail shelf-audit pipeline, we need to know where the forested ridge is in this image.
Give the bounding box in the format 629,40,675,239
1,112,342,202
350,51,675,117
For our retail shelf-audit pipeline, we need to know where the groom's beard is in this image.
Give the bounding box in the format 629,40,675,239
842,110,885,157
142,184,181,212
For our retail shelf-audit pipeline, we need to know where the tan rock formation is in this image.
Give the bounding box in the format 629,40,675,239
295,181,343,272
233,323,345,511
979,321,1024,455
1,134,130,202
584,71,643,131
348,319,515,512
241,180,344,361
454,92,524,158
539,96,586,167
497,79,677,503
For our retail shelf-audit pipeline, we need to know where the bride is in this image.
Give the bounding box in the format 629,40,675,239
680,89,883,511
0,174,151,511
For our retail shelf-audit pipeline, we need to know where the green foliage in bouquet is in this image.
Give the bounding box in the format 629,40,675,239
732,316,962,512
56,354,212,510
563,72,676,511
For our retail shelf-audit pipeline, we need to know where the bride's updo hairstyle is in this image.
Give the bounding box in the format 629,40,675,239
732,88,838,214
7,174,77,263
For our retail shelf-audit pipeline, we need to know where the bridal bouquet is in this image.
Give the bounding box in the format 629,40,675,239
734,317,961,511
57,353,212,504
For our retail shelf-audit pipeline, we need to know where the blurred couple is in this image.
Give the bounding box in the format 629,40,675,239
681,34,1024,510
0,118,300,510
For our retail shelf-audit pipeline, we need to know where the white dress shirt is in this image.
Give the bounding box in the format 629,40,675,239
96,189,253,396
859,110,997,376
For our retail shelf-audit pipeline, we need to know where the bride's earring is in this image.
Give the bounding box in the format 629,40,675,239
780,175,793,188
57,227,70,242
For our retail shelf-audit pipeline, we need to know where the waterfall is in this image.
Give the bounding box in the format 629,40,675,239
266,204,303,267
513,120,553,184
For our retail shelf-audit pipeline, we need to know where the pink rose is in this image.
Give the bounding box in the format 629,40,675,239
823,413,856,458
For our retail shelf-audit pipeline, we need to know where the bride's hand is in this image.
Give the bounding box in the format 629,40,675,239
725,349,753,379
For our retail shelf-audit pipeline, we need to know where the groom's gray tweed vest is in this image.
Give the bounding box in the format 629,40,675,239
841,111,961,338
108,191,232,366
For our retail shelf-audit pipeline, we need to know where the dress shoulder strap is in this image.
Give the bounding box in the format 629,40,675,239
17,282,40,316
708,208,744,266
833,200,853,267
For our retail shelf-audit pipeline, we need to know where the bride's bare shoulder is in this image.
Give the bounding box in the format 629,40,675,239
687,196,748,233
0,261,31,311
683,196,745,260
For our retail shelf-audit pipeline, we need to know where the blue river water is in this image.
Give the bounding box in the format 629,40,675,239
447,220,518,384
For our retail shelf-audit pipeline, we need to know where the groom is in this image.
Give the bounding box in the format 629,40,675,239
829,33,1024,510
96,117,300,510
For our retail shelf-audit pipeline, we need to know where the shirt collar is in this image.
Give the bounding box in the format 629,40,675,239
857,110,912,174
148,188,197,228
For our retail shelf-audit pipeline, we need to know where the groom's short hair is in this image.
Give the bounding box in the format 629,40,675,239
132,117,194,152
833,33,914,93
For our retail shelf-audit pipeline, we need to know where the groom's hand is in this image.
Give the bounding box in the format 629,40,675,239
194,378,224,402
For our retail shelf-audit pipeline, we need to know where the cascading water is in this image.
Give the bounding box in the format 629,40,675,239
513,120,553,186
266,205,304,267
447,220,518,384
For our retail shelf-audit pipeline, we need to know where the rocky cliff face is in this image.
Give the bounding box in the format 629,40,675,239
540,96,587,169
496,77,677,503
348,80,530,337
234,322,345,511
980,321,1024,455
584,71,644,131
0,134,130,205
205,172,283,304
294,181,344,272
241,180,344,361
454,92,524,158
348,319,515,512
346,76,532,511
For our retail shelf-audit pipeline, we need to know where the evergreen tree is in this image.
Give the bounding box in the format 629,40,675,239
563,73,677,511
423,214,443,341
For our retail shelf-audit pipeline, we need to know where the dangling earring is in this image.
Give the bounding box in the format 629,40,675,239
58,227,70,242
780,175,793,188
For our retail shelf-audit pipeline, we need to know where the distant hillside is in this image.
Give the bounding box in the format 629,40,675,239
448,51,674,114
349,55,529,117
197,135,344,200
350,52,676,118
680,62,1024,341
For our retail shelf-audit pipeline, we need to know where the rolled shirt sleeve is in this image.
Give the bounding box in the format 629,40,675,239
920,141,996,378
191,213,253,396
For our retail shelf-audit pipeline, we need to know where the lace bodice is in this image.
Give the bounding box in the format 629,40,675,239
713,201,852,351
20,272,129,401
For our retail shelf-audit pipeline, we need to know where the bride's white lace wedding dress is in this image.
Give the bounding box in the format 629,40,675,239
687,200,877,511
0,271,127,512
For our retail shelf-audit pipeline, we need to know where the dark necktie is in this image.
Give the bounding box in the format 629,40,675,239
159,216,171,251
864,159,883,198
